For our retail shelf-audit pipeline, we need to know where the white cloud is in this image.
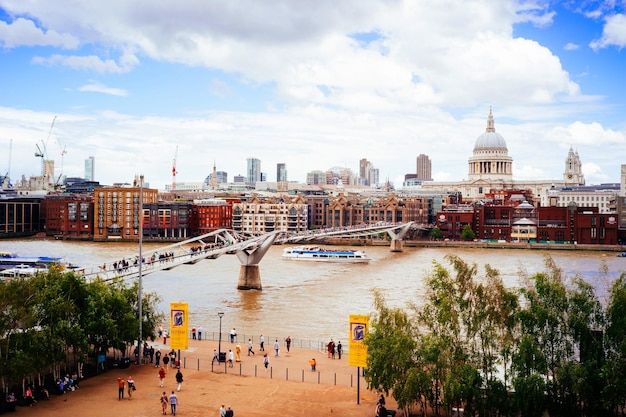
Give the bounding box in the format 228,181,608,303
0,17,79,48
77,82,128,97
590,13,626,50
564,42,579,50
0,1,624,188
31,53,137,73
549,121,626,147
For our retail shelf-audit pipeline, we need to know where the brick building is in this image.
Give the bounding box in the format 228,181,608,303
41,195,94,239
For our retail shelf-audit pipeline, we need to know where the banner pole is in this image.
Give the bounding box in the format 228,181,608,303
357,366,360,404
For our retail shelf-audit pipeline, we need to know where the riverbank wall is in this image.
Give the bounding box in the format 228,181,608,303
322,237,626,253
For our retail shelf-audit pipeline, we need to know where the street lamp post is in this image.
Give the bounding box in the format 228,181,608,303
218,312,224,362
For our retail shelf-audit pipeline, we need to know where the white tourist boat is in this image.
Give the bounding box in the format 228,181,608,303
282,246,371,263
0,264,46,279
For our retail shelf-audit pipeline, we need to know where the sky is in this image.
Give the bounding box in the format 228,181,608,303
0,0,625,190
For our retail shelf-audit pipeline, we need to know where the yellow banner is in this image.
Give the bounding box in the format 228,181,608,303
169,302,189,350
348,314,369,368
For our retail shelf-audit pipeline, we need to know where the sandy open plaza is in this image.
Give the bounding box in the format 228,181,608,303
10,337,396,417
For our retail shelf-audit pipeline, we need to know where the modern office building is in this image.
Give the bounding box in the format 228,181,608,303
306,170,326,185
247,158,262,185
277,163,287,182
416,154,433,181
85,156,95,181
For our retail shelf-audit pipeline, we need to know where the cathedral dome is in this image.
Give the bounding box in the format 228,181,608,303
473,108,508,151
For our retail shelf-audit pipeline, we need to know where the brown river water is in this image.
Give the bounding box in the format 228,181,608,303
2,239,625,347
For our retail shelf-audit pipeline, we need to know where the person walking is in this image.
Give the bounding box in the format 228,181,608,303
274,339,280,357
117,376,125,401
285,336,292,353
175,369,183,392
248,339,255,356
337,341,343,359
160,391,168,415
169,349,177,368
127,375,135,399
327,339,334,358
163,329,168,345
228,349,234,368
263,353,269,371
259,334,265,351
212,349,219,364
155,350,162,367
230,328,236,343
169,390,179,416
158,367,166,388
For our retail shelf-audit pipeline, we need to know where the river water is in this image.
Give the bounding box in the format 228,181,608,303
2,239,625,345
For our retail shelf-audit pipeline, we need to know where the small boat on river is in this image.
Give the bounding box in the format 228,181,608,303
282,246,371,263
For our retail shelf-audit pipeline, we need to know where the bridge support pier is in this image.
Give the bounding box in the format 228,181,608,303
237,265,262,290
387,222,412,253
234,232,277,291
390,239,403,252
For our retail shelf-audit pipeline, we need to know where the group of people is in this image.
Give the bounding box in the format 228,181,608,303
219,404,235,416
116,375,136,401
56,373,79,394
160,390,179,415
191,326,203,340
157,367,185,391
326,338,343,359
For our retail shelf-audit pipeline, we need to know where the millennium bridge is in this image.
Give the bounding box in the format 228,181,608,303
81,222,425,290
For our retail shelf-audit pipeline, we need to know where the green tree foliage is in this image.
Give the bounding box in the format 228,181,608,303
460,225,475,241
365,290,419,412
365,254,619,417
0,268,163,387
430,226,443,240
602,273,626,414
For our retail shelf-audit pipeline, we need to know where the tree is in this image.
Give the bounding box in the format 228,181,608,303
460,224,475,240
603,273,626,415
430,226,443,240
0,268,162,389
365,290,420,414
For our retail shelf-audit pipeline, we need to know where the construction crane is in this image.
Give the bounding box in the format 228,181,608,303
55,132,67,187
172,145,178,191
35,116,56,179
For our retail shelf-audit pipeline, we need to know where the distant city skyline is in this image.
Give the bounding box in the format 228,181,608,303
1,1,625,189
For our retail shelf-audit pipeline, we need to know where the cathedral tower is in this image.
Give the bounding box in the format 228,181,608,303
563,146,584,185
